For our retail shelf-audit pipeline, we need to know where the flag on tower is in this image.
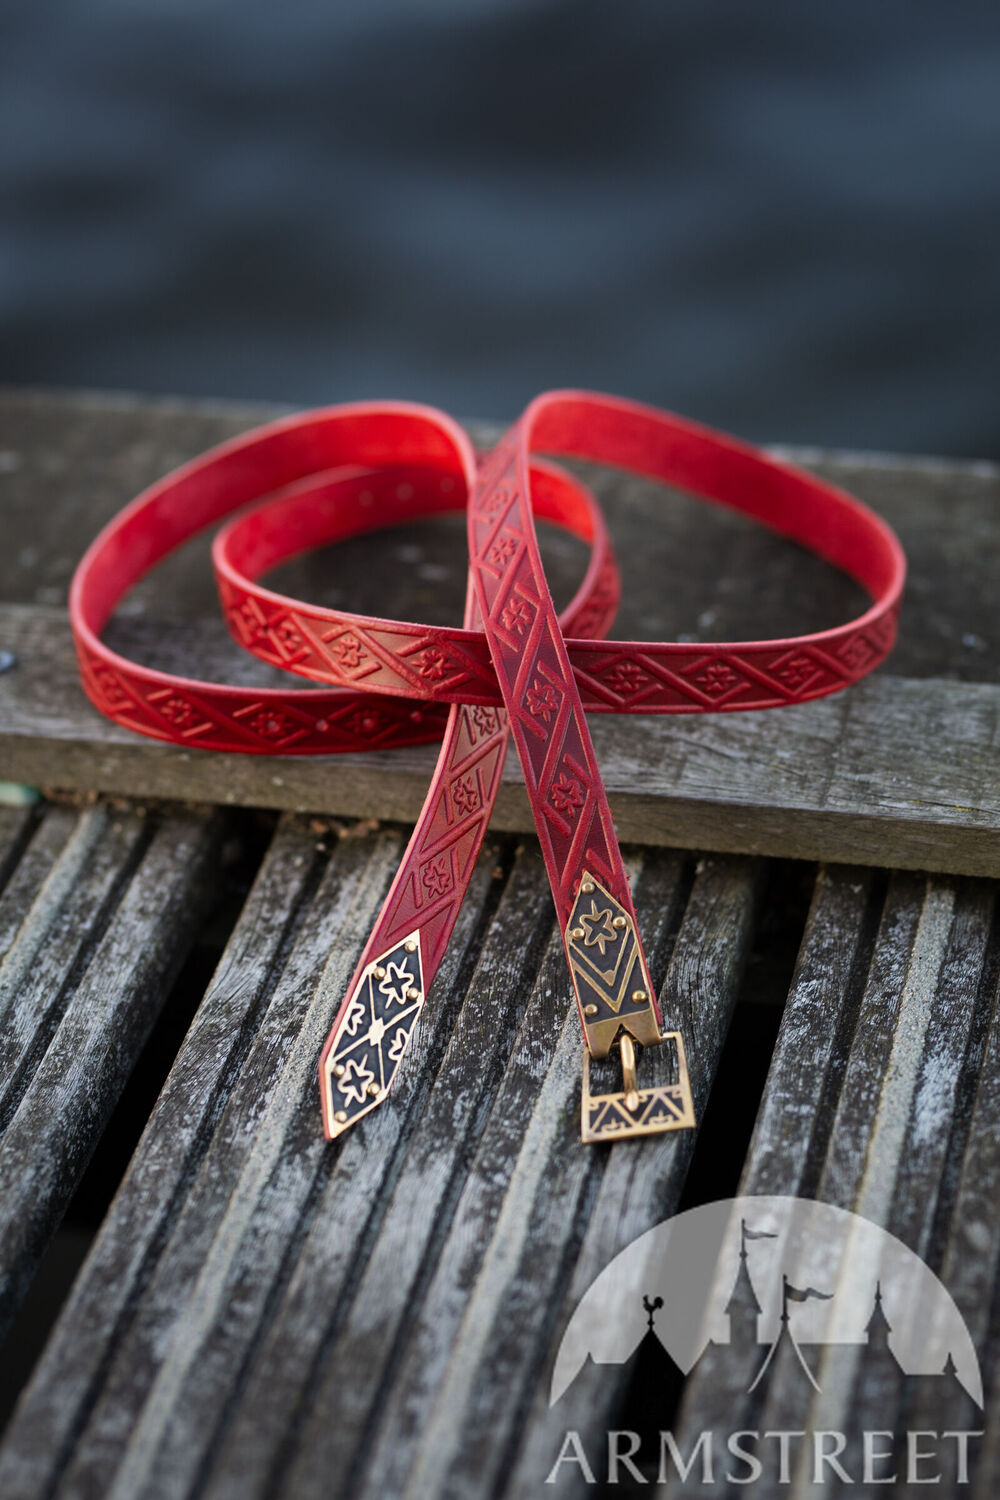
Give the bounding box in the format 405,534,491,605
785,1282,832,1303
740,1220,778,1257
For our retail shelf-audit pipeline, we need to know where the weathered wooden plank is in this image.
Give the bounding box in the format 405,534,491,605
0,812,328,1500
768,874,990,1495
0,800,225,1340
0,804,149,1127
2,605,999,878
0,818,509,1500
661,867,999,1497
337,850,687,1500
1,389,998,689
357,851,694,1500
598,446,1000,690
842,877,998,1484
0,835,761,1500
0,804,37,900
129,849,762,1500
34,829,410,1500
263,850,677,1500
941,893,1000,1500
1,385,997,1499
190,841,556,1500
106,844,553,1500
499,854,764,1500
2,387,997,876
0,389,281,615
0,803,83,969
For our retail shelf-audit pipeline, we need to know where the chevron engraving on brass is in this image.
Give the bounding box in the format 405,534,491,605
566,871,661,1056
322,931,424,1140
580,1032,696,1143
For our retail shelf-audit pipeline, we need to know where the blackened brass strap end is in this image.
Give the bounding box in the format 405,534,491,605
565,871,662,1056
321,929,425,1140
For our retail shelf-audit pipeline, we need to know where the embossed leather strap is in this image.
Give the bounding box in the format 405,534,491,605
213,459,619,708
284,461,618,1139
70,404,613,752
67,404,620,1142
215,401,904,716
70,394,905,1147
223,395,903,1142
466,390,905,1140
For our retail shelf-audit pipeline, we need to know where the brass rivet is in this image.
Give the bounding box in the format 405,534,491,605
367,1082,380,1096
584,1003,599,1017
570,927,584,940
404,940,417,952
334,1110,348,1124
613,916,627,929
407,987,420,1001
333,1064,345,1078
374,965,386,978
632,989,647,1003
581,880,595,894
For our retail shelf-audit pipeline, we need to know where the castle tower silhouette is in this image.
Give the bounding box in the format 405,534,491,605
573,1226,980,1460
865,1280,892,1357
723,1218,765,1353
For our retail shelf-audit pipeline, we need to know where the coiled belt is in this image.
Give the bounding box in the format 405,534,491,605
69,394,905,1144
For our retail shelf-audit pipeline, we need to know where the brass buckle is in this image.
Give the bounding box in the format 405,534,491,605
564,868,696,1143
580,1027,695,1143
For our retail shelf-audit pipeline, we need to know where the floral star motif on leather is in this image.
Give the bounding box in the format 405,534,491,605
579,901,617,956
377,960,413,1007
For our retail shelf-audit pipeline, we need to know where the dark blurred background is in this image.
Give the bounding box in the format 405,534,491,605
1,0,999,456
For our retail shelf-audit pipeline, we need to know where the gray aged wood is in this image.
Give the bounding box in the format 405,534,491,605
0,805,36,896
658,866,999,1497
1,388,999,1500
0,819,762,1500
0,797,226,1340
0,814,500,1499
1,389,998,688
2,604,999,878
498,854,763,1500
0,388,998,877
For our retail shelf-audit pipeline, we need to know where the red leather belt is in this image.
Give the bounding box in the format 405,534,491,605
69,394,905,1145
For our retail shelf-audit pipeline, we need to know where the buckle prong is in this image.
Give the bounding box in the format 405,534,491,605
619,1032,640,1112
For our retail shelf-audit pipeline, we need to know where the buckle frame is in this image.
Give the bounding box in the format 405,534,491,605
580,1028,695,1143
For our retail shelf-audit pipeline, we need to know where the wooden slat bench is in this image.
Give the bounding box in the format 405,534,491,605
0,389,996,1498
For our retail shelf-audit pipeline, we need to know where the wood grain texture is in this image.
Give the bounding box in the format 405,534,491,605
0,815,509,1499
0,805,38,898
0,822,764,1500
502,854,764,1500
0,812,329,1500
1,388,999,1499
1,387,998,878
2,605,999,877
283,849,701,1500
1,389,997,688
662,865,1000,1497
0,798,226,1341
